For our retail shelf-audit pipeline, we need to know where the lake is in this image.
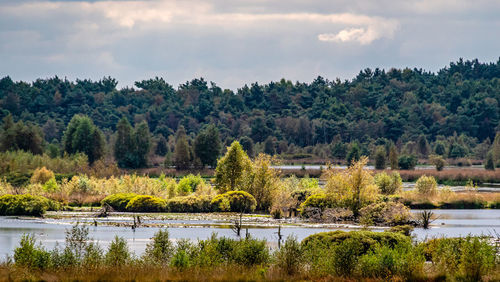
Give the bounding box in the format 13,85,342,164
1,209,498,260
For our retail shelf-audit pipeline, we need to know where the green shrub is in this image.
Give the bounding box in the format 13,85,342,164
125,195,167,212
328,238,363,276
233,237,270,266
299,193,339,216
398,155,417,170
13,234,52,269
374,172,402,195
105,236,130,266
359,202,411,226
211,191,256,213
301,230,410,256
177,174,204,194
42,178,59,193
0,194,50,216
143,229,174,264
101,193,138,211
274,236,303,275
167,195,214,213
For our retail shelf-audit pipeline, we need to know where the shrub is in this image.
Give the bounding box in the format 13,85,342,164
415,175,438,196
375,172,402,195
105,236,130,266
374,146,386,170
13,234,52,269
328,238,363,276
430,155,446,171
398,155,417,170
167,195,214,213
233,237,270,266
299,193,339,217
101,193,138,211
42,178,59,193
125,195,167,212
177,174,205,195
301,230,410,255
30,167,55,184
144,229,174,264
0,194,50,216
211,191,256,213
274,236,303,275
359,202,411,226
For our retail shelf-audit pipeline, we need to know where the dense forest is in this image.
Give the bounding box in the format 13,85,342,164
1,58,500,167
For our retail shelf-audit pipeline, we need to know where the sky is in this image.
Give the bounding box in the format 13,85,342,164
1,0,499,90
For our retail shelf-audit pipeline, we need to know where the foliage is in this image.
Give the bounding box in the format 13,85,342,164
144,229,174,264
63,115,104,164
101,193,138,211
429,154,446,171
388,145,398,170
346,143,360,166
173,126,191,170
125,195,167,212
374,146,386,170
374,171,402,195
214,141,252,193
398,154,417,170
485,151,495,170
415,175,438,196
194,124,221,167
359,201,411,226
113,118,151,169
211,190,256,213
0,115,43,155
323,157,379,217
274,236,303,275
105,236,131,266
30,166,55,184
167,195,214,212
0,194,50,216
177,174,205,195
242,153,280,211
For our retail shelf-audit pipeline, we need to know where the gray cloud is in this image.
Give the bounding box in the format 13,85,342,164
0,0,499,89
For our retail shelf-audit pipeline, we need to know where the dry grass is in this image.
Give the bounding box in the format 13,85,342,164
0,265,378,282
401,190,500,209
393,168,500,184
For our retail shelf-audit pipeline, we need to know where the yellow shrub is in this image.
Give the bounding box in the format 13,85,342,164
30,167,55,184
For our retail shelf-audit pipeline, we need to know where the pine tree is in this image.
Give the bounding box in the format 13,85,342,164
389,144,399,170
174,126,191,170
63,115,104,164
346,143,361,166
114,117,134,168
214,141,252,192
194,124,221,167
485,152,495,170
133,121,151,168
374,146,386,170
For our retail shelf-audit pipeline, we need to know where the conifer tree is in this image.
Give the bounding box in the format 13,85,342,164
215,141,252,192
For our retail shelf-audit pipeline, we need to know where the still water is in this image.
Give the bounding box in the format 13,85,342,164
1,209,498,260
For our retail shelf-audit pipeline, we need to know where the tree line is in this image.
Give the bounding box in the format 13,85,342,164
1,58,500,167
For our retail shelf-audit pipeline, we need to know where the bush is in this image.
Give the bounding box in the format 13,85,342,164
125,195,167,212
374,172,402,195
301,230,410,255
14,234,52,269
211,191,256,213
299,193,339,217
233,237,270,266
415,175,438,196
430,155,446,171
275,236,303,275
144,229,174,264
105,236,130,266
101,193,138,211
42,178,59,193
30,167,55,184
177,174,205,194
359,202,411,226
0,194,50,216
167,195,214,213
398,155,417,170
